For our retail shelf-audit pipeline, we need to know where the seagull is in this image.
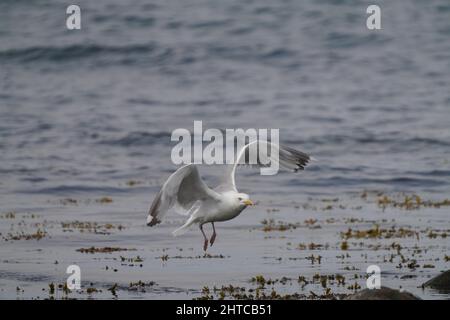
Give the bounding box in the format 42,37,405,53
146,141,312,251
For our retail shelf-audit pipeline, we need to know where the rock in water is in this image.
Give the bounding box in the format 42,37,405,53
423,270,450,293
345,287,420,300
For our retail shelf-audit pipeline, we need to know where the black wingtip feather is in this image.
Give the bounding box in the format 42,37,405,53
147,217,161,227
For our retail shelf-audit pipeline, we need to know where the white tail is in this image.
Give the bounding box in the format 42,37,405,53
172,215,196,237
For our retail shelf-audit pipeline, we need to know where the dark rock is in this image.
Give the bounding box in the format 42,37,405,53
345,286,420,300
423,270,450,293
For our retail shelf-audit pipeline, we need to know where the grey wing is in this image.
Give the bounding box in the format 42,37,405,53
146,164,219,226
216,141,313,192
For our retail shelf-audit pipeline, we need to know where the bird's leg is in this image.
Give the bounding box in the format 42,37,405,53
200,223,208,251
210,222,216,246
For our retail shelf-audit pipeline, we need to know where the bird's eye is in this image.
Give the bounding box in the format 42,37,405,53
238,197,242,201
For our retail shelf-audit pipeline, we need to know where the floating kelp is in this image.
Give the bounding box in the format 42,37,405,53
76,247,136,254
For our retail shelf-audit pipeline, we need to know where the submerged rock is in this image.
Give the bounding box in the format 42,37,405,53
423,270,450,292
345,287,420,300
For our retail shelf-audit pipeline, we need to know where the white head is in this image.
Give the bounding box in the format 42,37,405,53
234,192,254,208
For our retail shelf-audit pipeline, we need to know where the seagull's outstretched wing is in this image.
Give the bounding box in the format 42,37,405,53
147,164,219,226
216,141,312,192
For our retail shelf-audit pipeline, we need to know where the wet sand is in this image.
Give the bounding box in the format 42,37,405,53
1,190,449,300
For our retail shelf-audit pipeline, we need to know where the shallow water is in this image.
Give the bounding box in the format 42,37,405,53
0,0,449,299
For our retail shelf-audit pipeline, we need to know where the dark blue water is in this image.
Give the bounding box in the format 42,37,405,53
1,0,449,203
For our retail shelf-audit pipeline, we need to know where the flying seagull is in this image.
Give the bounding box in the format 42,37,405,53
146,141,312,251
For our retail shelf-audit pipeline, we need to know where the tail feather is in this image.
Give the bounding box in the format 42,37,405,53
172,216,196,237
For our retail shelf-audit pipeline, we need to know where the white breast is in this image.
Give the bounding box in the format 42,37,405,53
202,194,244,223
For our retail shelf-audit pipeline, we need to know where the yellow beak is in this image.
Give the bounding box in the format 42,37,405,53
243,199,254,206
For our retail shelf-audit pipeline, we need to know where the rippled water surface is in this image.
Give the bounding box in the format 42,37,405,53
0,0,449,299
